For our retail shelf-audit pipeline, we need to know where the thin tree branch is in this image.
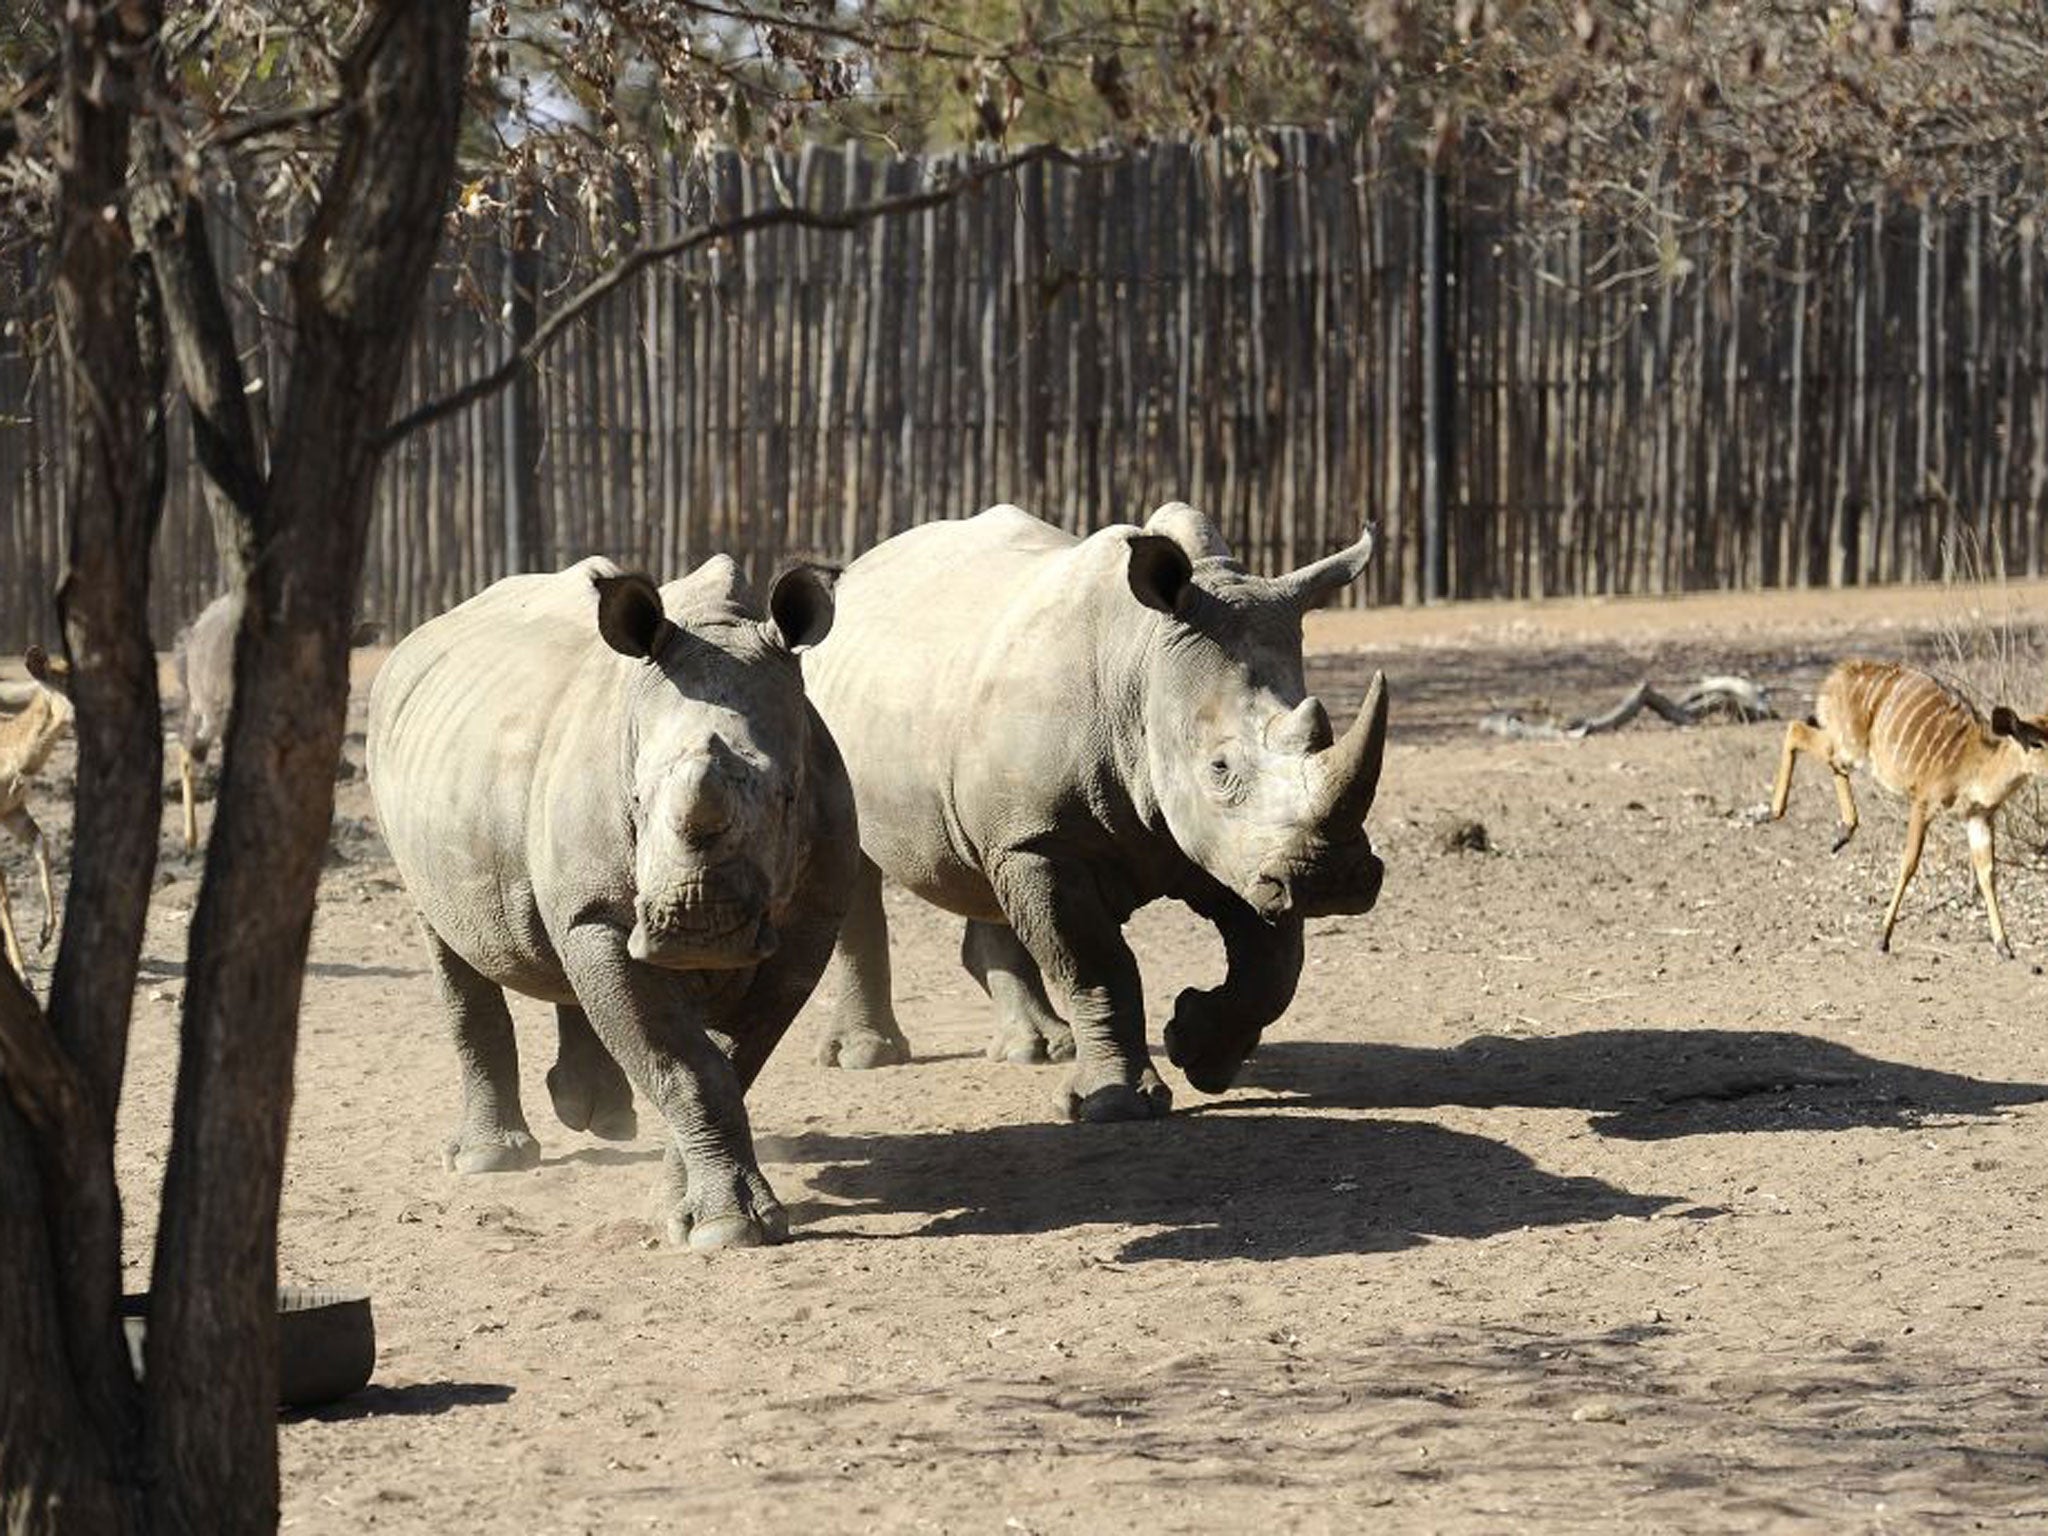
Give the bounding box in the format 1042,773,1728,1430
0,53,56,163
381,140,1117,448
137,122,270,581
672,0,973,58
195,93,344,154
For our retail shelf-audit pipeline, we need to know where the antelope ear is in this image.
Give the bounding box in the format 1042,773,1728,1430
23,645,70,690
1992,707,2048,749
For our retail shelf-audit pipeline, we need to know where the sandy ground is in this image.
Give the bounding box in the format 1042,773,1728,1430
10,584,2048,1534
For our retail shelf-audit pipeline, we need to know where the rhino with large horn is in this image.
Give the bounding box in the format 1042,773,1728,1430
803,503,1388,1121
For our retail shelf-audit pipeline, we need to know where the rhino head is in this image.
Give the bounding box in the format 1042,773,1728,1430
1127,503,1388,925
593,558,836,971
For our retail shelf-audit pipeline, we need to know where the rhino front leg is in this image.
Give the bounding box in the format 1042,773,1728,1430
563,926,787,1250
815,855,912,1069
961,919,1075,1064
424,925,542,1174
995,854,1170,1123
1165,901,1304,1094
547,1003,638,1141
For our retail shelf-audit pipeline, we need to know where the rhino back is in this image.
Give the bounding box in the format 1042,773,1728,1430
177,590,241,749
804,508,1148,914
369,561,632,999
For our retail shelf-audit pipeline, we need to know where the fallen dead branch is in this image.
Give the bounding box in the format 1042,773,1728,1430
1480,676,1774,741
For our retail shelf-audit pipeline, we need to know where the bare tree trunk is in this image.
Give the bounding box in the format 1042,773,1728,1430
0,1,166,1529
140,6,469,1531
0,974,138,1536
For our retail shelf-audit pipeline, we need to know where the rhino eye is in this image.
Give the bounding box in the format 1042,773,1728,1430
1205,755,1246,801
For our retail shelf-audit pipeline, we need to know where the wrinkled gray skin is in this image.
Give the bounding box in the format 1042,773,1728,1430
175,592,240,853
176,590,378,851
176,590,239,770
367,555,857,1249
804,503,1388,1122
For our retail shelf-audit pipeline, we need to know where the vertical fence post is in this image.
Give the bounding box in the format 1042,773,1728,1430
1420,163,1452,602
502,180,543,576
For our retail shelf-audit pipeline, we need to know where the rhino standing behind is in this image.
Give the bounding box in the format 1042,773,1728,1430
176,590,380,851
803,503,1388,1122
367,556,856,1248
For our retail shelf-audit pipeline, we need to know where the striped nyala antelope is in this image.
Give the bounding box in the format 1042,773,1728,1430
0,645,74,977
1770,659,2048,958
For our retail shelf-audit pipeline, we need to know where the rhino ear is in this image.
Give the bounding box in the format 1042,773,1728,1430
593,572,673,661
1126,534,1193,616
764,564,837,653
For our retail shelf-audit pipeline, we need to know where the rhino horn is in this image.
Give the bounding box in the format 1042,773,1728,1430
1267,695,1334,756
1310,671,1388,827
1273,525,1376,611
675,752,734,839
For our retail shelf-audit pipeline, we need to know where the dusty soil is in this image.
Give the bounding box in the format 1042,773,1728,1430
11,583,2048,1534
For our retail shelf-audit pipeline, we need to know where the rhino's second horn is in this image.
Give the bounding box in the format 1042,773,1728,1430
1268,696,1334,756
675,751,734,840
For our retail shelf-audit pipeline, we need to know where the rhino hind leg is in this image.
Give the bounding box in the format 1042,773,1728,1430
547,1003,638,1141
424,927,541,1174
814,856,913,1069
960,919,1075,1064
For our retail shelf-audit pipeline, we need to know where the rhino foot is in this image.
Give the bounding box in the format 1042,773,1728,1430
665,1168,791,1251
443,1129,541,1175
815,1025,912,1070
1060,1068,1172,1123
1164,988,1266,1096
587,1107,639,1141
1164,1018,1254,1097
986,1019,1075,1065
546,1060,637,1139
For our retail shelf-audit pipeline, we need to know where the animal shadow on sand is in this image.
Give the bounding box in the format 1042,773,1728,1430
137,954,422,982
1224,1028,2048,1141
282,1380,513,1424
541,1145,663,1169
775,1112,1681,1263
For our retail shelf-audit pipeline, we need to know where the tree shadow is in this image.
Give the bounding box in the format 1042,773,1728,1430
776,1112,1681,1262
282,1379,514,1423
306,960,425,980
1219,1029,2048,1140
143,953,421,981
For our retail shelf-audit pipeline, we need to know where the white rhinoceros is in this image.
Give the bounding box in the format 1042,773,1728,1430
367,555,856,1248
802,503,1388,1121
